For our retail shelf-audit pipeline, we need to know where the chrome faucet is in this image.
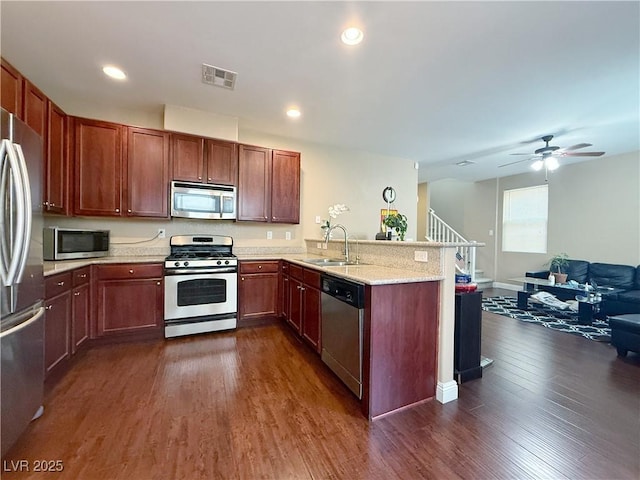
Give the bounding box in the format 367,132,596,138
325,224,350,262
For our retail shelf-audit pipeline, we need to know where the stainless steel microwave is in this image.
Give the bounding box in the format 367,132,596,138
43,227,110,260
170,181,236,220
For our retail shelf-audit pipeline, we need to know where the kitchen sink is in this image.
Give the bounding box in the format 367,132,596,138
302,258,361,267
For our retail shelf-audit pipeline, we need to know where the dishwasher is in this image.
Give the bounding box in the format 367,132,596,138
320,274,365,399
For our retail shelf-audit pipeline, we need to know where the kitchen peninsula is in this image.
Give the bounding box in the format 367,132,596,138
44,239,476,419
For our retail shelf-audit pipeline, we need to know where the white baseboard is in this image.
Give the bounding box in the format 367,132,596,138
492,282,520,291
436,380,458,404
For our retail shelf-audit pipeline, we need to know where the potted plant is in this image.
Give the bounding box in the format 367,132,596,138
383,213,408,241
546,252,570,284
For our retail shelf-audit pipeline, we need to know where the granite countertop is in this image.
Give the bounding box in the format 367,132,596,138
44,256,167,276
44,253,443,286
238,253,443,285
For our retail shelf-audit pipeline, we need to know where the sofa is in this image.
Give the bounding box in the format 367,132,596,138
526,260,640,316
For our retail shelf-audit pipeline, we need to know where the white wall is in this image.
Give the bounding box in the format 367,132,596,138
431,151,640,282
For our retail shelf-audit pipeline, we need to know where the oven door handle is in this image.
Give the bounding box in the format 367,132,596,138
164,267,238,275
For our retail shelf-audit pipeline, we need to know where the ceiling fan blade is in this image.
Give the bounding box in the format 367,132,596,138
563,143,592,151
562,151,605,157
499,157,532,168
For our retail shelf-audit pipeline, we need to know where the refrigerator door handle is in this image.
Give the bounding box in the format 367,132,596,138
12,143,32,284
0,139,9,282
0,306,44,339
0,138,26,287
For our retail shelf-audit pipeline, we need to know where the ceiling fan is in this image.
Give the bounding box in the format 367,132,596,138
499,135,605,170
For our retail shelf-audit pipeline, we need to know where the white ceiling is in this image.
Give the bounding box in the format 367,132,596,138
2,1,638,183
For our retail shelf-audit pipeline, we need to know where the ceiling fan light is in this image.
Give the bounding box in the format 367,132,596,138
546,157,559,171
531,160,544,171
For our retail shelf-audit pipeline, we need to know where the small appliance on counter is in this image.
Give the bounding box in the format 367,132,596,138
164,235,238,338
43,227,109,260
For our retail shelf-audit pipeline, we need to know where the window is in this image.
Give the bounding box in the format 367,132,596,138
502,185,548,253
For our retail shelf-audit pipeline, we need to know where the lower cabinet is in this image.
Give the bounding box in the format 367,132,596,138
44,273,72,377
95,263,163,337
238,260,279,325
44,267,91,378
282,262,322,353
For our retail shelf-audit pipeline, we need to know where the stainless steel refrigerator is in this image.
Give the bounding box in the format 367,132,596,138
1,107,45,457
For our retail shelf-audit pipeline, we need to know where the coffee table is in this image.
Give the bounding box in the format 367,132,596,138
509,277,588,310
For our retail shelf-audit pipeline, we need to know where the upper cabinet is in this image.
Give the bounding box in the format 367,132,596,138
170,133,204,182
126,127,170,217
237,145,271,222
171,133,237,186
1,58,22,115
237,145,300,224
45,101,69,214
74,118,123,216
205,139,237,185
74,118,170,218
271,149,300,224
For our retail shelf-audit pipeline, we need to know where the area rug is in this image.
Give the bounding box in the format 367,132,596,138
482,296,611,342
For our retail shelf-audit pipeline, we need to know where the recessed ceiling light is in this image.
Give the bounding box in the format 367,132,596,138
286,108,301,118
102,65,126,80
341,27,364,46
456,160,475,166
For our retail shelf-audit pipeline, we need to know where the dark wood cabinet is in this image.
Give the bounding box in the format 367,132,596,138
22,80,47,143
171,134,238,186
74,119,169,218
44,273,72,377
95,264,163,338
282,262,322,352
74,118,123,216
279,262,291,321
171,133,204,182
44,267,92,379
45,101,68,214
237,145,271,222
1,58,23,116
71,267,91,354
125,127,170,217
238,261,279,325
300,269,321,352
205,139,237,185
237,145,300,224
271,150,300,223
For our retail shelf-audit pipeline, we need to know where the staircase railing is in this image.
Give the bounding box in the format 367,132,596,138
427,208,478,282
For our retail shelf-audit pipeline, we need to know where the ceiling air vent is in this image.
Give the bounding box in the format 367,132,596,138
202,63,237,90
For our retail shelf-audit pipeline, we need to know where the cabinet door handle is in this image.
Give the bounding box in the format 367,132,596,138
300,287,306,291
284,278,288,283
57,281,65,286
129,269,134,274
127,209,132,213
258,265,262,269
157,281,161,286
50,203,56,207
46,305,52,310
198,176,202,180
115,208,120,213
78,274,87,278
241,277,245,281
43,201,49,207
208,177,212,181
74,292,81,296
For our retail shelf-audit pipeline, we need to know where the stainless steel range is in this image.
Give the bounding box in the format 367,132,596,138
164,235,237,338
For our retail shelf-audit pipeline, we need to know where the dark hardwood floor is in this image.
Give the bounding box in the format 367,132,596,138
3,288,639,479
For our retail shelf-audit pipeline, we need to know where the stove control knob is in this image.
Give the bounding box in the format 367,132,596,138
217,260,222,265
225,260,230,265
174,262,180,267
184,261,189,267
